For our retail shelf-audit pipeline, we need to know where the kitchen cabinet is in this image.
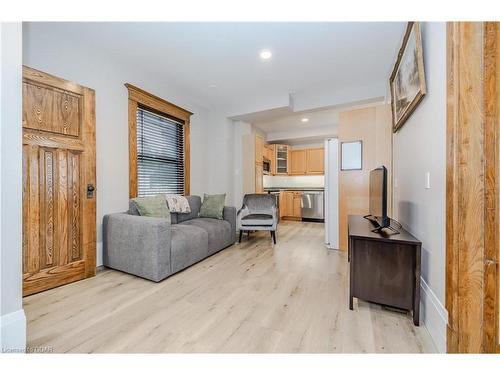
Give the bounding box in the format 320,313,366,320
255,135,264,165
255,164,263,193
275,145,290,175
287,147,325,175
264,144,276,175
290,149,307,175
306,148,324,174
292,193,301,217
281,191,302,219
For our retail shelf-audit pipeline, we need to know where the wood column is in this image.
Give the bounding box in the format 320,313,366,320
446,22,500,353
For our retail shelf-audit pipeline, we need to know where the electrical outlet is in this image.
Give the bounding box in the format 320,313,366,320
425,172,431,189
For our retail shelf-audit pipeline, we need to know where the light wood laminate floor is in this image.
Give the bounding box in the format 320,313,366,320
24,220,436,353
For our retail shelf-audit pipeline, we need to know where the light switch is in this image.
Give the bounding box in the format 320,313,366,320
425,172,431,189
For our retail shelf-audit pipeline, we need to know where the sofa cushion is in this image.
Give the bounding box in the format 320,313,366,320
130,195,171,220
177,196,202,223
199,193,226,220
170,224,208,274
129,199,178,224
181,218,232,255
241,213,274,226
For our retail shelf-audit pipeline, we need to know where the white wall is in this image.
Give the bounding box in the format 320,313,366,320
0,22,26,352
233,121,252,208
22,23,212,266
205,112,237,206
392,22,447,352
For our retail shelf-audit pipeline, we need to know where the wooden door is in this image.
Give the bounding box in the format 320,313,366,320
22,66,96,296
306,148,325,174
290,150,306,175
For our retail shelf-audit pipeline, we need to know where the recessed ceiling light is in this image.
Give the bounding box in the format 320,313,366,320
301,118,309,122
260,49,272,60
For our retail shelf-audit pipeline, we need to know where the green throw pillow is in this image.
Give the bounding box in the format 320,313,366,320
199,193,226,220
131,195,170,220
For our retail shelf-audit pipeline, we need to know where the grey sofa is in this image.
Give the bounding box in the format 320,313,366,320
103,195,236,282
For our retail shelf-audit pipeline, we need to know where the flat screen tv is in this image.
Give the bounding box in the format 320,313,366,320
367,166,390,230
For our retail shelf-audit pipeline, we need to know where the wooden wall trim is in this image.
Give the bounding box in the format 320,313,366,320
128,99,138,198
125,83,192,122
483,22,500,353
184,119,190,196
446,22,500,353
126,84,192,198
446,22,460,353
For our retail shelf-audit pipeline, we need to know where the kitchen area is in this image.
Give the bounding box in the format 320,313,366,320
251,134,326,222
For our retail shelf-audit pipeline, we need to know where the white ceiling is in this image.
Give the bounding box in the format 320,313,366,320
26,22,406,112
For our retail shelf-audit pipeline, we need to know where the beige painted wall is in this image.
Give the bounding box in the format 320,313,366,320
338,104,392,250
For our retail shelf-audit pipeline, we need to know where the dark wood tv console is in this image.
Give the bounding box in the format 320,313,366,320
348,215,422,326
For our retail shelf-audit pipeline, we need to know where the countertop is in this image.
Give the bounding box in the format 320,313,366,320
264,187,324,192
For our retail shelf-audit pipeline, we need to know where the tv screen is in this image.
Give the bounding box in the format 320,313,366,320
369,166,389,228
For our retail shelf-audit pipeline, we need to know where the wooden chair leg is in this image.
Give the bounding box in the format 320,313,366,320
239,230,243,243
271,231,276,244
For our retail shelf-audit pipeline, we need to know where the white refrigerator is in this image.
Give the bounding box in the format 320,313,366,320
324,138,339,249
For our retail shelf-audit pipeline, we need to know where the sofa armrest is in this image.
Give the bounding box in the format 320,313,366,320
103,213,172,282
223,206,237,243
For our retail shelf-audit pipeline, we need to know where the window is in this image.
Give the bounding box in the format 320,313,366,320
136,107,185,196
126,83,192,198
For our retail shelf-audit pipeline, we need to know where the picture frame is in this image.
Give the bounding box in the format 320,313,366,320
389,22,427,132
341,140,362,171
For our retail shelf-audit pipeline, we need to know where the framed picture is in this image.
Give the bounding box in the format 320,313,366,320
390,22,427,132
341,141,362,171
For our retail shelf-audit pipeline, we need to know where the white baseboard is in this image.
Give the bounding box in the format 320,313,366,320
420,277,448,353
0,309,26,353
97,241,103,267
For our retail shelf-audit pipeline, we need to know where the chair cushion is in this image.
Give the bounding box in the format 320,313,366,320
241,213,273,226
181,218,232,255
170,224,208,274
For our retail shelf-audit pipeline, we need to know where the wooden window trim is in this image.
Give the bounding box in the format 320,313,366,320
126,83,192,198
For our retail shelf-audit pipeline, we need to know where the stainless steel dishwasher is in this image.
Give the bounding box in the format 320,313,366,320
301,191,324,221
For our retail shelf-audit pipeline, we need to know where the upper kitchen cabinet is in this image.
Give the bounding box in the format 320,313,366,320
306,147,325,174
290,149,307,175
264,144,276,174
275,144,290,175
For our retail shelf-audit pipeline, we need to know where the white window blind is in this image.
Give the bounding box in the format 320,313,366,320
136,106,185,196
